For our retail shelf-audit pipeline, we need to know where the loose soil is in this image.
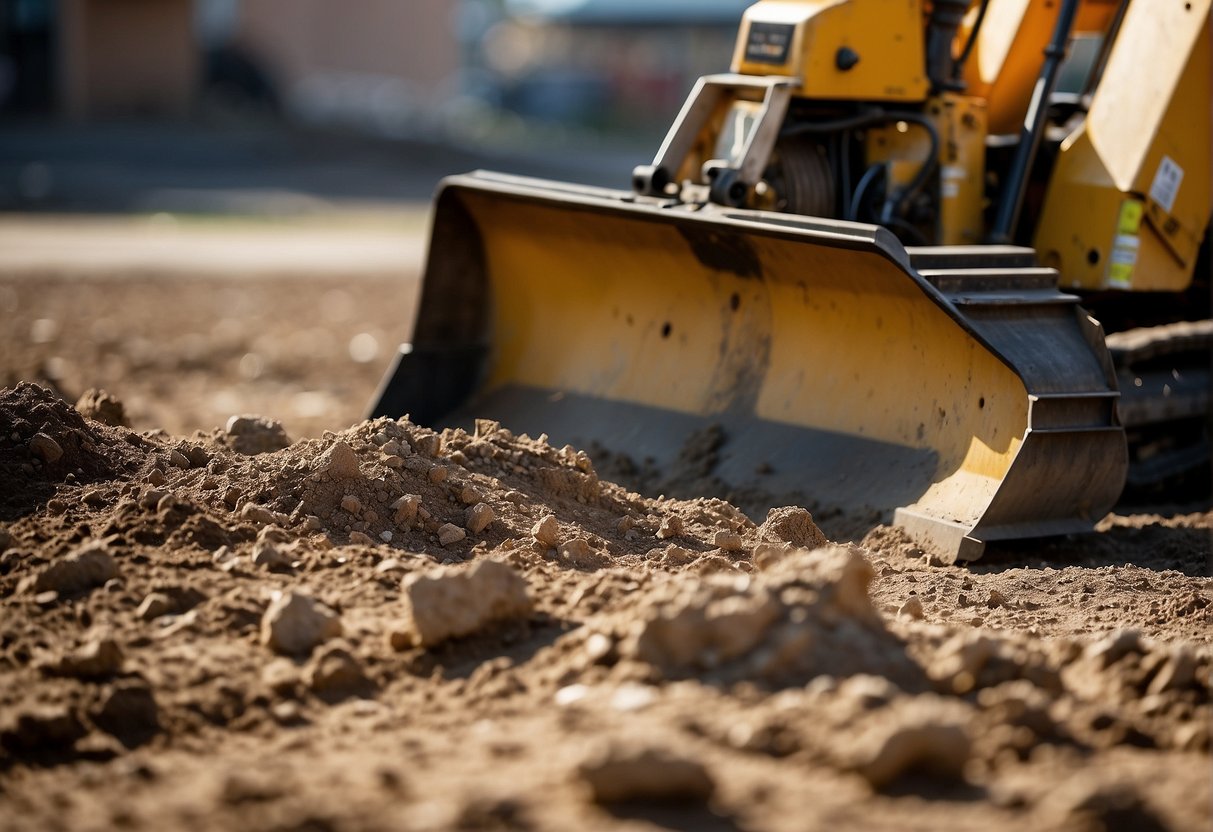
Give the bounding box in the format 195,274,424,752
0,270,1210,832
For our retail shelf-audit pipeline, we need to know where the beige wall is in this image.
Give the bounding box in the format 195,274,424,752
237,0,459,106
58,0,198,120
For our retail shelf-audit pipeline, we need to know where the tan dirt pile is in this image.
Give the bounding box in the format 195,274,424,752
0,381,1209,831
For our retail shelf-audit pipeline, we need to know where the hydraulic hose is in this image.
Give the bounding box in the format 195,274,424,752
989,0,1081,243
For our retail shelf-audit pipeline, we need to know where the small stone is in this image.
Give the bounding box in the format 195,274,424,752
252,538,292,571
76,389,128,427
853,720,971,790
51,636,124,679
393,559,531,648
559,538,602,569
438,524,466,546
223,485,243,508
656,516,683,540
348,531,375,546
137,592,174,621
577,745,715,804
382,455,404,469
1088,629,1143,667
29,433,63,464
465,503,495,535
458,485,482,505
316,441,362,480
899,596,924,620
379,530,393,543
660,545,696,566
82,489,107,507
986,589,1006,608
224,414,291,455
28,542,118,595
261,591,342,656
427,465,448,484
1146,648,1197,695
713,530,744,552
241,503,281,525
90,680,159,746
532,515,560,548
168,449,191,469
340,495,363,516
148,469,167,487
391,494,421,525
757,506,827,549
304,644,369,695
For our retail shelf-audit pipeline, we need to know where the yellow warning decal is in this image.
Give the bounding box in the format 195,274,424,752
1107,199,1143,289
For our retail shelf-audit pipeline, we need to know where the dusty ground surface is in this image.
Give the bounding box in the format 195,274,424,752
1,238,1210,831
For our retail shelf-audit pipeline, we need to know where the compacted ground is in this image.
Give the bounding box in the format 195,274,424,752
0,254,1210,832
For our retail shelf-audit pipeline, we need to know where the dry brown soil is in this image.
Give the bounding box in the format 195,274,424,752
1,268,1210,832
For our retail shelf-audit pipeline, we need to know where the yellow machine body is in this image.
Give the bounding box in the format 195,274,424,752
1034,0,1212,292
731,0,928,101
373,0,1209,560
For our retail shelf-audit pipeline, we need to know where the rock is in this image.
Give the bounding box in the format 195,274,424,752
852,718,971,789
28,542,118,595
757,506,827,549
577,745,715,804
51,636,124,679
559,537,603,569
713,530,744,552
0,705,87,753
458,485,482,506
465,503,495,535
316,441,362,480
1146,648,1197,695
428,465,448,484
224,414,291,455
438,523,466,546
82,488,107,507
899,596,924,620
349,530,375,546
656,516,683,540
340,495,363,515
136,592,175,620
241,503,284,525
252,538,292,571
660,545,696,566
987,589,1007,608
379,530,393,543
532,515,560,548
223,485,243,508
90,680,159,747
305,643,370,695
393,560,531,648
391,494,421,525
29,432,63,464
76,389,128,427
168,449,191,469
1087,629,1144,667
261,592,343,656
139,488,169,510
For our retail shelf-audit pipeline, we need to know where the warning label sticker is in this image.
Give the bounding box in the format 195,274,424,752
1106,200,1143,289
1148,155,1183,214
745,22,794,66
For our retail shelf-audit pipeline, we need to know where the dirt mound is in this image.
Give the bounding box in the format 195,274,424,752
0,384,1209,831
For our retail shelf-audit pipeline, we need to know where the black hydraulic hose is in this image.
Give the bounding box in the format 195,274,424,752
952,0,991,83
783,109,939,226
879,112,940,225
850,163,884,221
989,0,1081,243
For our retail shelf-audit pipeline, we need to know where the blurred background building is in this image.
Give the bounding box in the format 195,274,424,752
0,0,749,138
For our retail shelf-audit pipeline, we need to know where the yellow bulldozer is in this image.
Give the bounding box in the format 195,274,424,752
372,0,1211,562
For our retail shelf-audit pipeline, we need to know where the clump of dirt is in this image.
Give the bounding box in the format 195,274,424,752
0,383,1209,831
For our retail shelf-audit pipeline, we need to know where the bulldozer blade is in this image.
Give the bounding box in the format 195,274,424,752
371,172,1128,562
